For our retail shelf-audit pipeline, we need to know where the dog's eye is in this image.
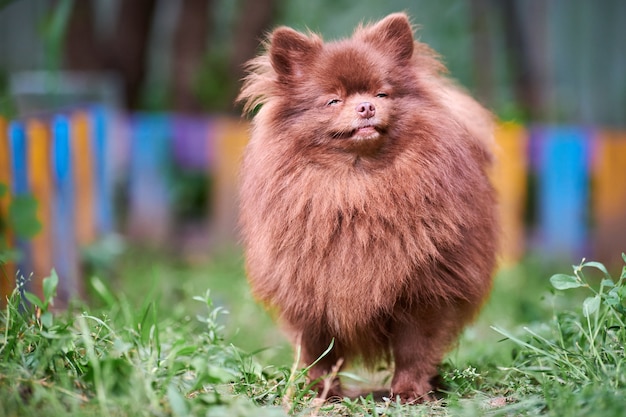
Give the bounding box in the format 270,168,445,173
376,92,388,98
327,98,342,106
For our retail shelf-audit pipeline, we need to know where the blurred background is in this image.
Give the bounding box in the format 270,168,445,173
2,0,625,120
0,0,625,358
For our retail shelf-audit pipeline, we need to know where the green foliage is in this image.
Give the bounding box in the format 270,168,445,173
196,48,238,112
492,256,626,416
40,0,74,74
0,70,17,118
7,194,42,239
0,272,286,417
3,251,626,416
0,184,41,265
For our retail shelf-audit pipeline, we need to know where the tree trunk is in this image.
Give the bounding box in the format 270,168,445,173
498,0,547,120
230,0,277,88
64,0,102,71
470,0,494,107
171,0,211,114
106,0,157,110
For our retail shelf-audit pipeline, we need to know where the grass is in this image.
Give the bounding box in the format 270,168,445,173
1,250,626,416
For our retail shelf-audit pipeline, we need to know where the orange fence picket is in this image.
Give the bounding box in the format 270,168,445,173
0,116,14,299
71,111,96,246
26,119,53,296
592,130,626,267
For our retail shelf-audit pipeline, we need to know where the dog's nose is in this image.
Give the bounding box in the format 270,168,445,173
356,102,376,119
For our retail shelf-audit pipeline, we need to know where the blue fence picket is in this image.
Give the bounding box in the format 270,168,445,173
7,121,31,289
534,126,591,259
8,122,28,195
51,115,80,303
128,113,172,242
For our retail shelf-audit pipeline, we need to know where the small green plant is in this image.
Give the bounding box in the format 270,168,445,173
0,272,286,416
492,255,626,416
0,183,42,266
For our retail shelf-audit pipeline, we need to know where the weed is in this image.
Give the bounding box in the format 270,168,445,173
0,271,285,416
3,254,626,416
492,255,626,416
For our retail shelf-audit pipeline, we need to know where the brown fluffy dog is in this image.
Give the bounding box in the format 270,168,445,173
237,13,498,403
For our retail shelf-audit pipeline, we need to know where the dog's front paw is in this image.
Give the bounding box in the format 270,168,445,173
390,380,435,404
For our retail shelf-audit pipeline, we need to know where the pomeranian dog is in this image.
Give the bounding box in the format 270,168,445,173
237,13,498,403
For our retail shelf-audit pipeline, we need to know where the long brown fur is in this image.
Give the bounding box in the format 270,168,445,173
237,13,498,403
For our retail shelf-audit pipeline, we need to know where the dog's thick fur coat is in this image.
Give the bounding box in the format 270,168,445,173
237,13,498,402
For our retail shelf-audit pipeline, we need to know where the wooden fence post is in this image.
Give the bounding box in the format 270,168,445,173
0,117,15,299
534,126,591,260
212,117,248,247
26,119,54,298
91,106,115,236
71,111,97,246
592,130,626,268
7,121,32,293
51,115,81,305
493,123,528,264
127,113,172,244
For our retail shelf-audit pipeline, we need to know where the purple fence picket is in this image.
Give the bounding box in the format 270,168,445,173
172,115,210,170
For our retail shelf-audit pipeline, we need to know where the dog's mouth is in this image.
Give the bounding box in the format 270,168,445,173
332,124,382,141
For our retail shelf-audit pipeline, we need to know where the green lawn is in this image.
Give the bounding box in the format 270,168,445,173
1,249,625,416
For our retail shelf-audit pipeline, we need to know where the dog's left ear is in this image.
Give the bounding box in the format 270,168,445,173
357,13,414,62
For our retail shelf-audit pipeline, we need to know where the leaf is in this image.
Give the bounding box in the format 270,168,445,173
582,261,610,277
605,289,620,306
167,384,189,417
23,291,44,310
0,249,21,264
0,183,6,197
43,270,59,305
8,195,41,239
337,371,369,383
40,311,53,329
550,274,582,290
90,276,117,307
601,279,615,288
583,295,601,318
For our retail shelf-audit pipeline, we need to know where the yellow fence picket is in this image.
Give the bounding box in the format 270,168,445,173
493,123,528,264
212,117,249,246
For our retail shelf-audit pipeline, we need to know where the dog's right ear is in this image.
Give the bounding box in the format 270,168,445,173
269,27,321,80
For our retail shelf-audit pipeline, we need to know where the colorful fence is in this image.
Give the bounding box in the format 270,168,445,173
1,109,626,305
0,107,249,306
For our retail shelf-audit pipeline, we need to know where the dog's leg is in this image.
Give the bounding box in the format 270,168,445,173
389,305,462,403
299,333,345,400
